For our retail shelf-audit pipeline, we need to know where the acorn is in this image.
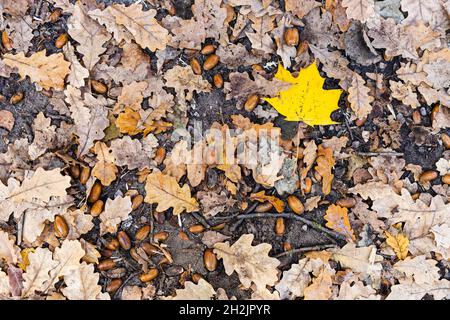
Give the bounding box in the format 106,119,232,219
442,174,450,185
88,181,102,203
190,58,202,75
255,202,273,213
140,268,159,282
105,238,120,251
135,225,150,241
442,133,450,149
284,28,299,46
287,195,304,214
141,243,158,256
10,92,24,104
131,194,144,210
203,249,217,272
203,54,219,70
275,217,285,236
244,94,259,112
49,9,62,23
213,74,224,88
117,231,131,250
419,170,438,183
98,259,115,271
55,33,68,49
153,231,169,242
79,166,91,184
178,231,189,241
91,80,108,94
336,197,356,208
304,177,312,194
1,31,13,51
90,200,104,217
106,279,122,293
69,164,80,179
201,44,216,55
412,110,421,124
188,224,205,234
54,215,69,238
154,147,166,165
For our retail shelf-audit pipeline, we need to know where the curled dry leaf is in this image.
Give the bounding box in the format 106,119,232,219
249,191,285,213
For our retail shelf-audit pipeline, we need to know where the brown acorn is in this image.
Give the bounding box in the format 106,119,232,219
140,268,159,282
203,249,217,272
117,231,131,250
203,54,219,70
287,195,304,214
54,215,69,238
55,33,68,49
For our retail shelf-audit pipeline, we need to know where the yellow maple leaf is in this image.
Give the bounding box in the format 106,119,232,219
385,231,409,260
264,62,342,126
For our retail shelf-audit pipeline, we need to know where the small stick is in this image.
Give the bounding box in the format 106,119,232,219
274,244,337,258
357,151,403,157
192,212,211,229
231,212,347,242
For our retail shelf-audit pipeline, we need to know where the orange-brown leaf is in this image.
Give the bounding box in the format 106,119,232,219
249,191,285,213
324,204,355,241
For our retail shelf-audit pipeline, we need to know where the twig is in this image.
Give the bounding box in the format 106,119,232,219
220,212,347,243
357,151,403,157
274,244,337,258
192,212,211,228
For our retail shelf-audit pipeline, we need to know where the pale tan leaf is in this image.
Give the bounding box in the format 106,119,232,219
90,3,169,52
0,230,20,264
99,196,132,235
61,262,102,300
168,279,216,300
63,42,89,88
22,248,58,297
303,266,333,300
394,255,440,285
91,141,117,186
144,172,199,216
348,73,373,119
387,280,450,300
342,0,375,23
275,258,311,299
3,50,70,90
213,234,280,290
7,168,71,204
68,3,111,70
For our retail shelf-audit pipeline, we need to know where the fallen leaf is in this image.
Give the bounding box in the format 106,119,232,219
213,234,280,290
249,191,285,213
144,172,199,215
61,262,103,300
167,279,216,300
325,204,356,241
99,196,132,235
3,50,70,90
385,231,409,260
264,63,342,126
91,141,118,186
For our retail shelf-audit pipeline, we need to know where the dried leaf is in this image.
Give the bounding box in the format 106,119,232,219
92,141,118,186
249,191,285,213
213,234,280,290
168,279,216,300
61,262,103,300
99,196,132,235
325,204,356,241
3,50,70,90
347,73,373,119
385,231,409,260
144,172,199,215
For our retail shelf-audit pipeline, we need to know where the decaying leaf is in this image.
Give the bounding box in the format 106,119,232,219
91,142,118,186
385,232,409,260
325,204,356,241
99,196,132,235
